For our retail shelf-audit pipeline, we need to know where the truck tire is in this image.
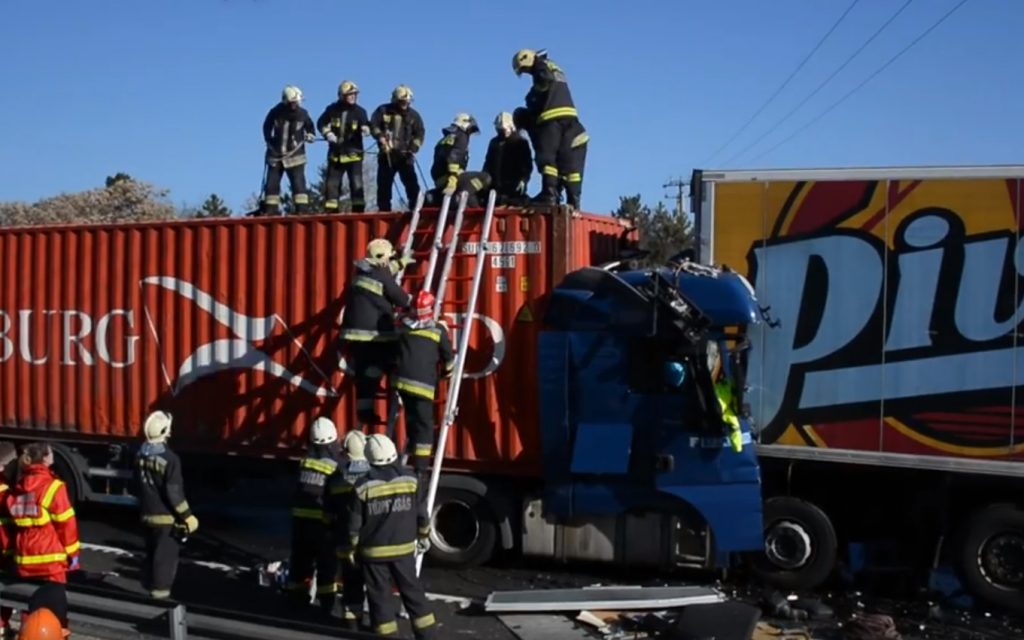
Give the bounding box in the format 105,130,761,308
752,496,837,590
427,486,497,568
958,503,1024,612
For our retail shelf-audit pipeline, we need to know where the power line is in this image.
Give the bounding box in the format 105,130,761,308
721,0,915,167
701,0,861,166
748,0,970,165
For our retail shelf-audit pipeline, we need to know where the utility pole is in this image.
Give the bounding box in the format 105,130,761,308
663,178,687,215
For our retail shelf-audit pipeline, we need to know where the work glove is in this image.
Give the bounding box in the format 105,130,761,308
442,176,457,196
184,515,200,534
305,132,316,143
361,125,371,137
398,252,416,268
442,365,454,379
378,137,390,152
68,555,81,571
339,549,356,567
516,180,527,195
325,132,339,144
416,537,431,555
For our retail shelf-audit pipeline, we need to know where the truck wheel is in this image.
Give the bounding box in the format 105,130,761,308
428,487,497,568
958,504,1024,612
752,496,837,590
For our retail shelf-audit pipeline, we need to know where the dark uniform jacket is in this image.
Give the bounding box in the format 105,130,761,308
326,458,371,553
347,464,428,562
317,101,370,163
291,443,340,522
340,259,412,342
263,103,316,166
369,104,426,155
430,126,471,186
134,443,194,527
523,58,578,127
483,132,533,194
395,319,455,400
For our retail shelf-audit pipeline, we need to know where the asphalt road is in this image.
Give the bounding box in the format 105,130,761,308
62,495,1024,640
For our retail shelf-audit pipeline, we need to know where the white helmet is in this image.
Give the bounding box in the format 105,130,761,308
310,417,338,445
343,430,367,461
366,237,395,265
452,113,479,134
365,434,398,466
282,85,303,104
144,411,172,444
494,111,515,134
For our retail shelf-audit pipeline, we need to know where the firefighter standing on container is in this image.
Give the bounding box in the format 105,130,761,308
261,85,316,215
394,291,454,475
370,85,425,211
325,430,371,629
340,238,413,429
484,111,533,205
286,417,342,612
345,434,436,639
318,81,371,213
134,411,199,599
512,49,589,208
428,113,491,207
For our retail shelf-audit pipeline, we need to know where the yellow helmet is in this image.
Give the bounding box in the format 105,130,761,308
282,85,303,103
392,84,413,103
513,49,537,75
339,80,359,97
367,237,395,263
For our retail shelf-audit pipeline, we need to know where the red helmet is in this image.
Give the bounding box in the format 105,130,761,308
413,290,435,321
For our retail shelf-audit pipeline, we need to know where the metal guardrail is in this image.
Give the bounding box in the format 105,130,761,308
1,581,386,640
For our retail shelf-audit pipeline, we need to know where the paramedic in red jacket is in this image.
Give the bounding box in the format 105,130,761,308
6,443,80,584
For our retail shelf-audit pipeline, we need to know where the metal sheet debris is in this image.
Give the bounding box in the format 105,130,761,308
484,585,723,613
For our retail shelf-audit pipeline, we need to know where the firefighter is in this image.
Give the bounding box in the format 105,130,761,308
326,430,371,629
0,442,16,636
428,113,491,208
318,81,371,214
134,411,198,599
261,85,316,215
394,291,454,474
339,238,413,429
7,443,80,587
346,435,436,639
512,49,589,209
286,416,341,612
370,85,425,211
483,111,533,206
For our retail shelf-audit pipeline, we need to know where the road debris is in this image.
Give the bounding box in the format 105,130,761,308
484,584,723,613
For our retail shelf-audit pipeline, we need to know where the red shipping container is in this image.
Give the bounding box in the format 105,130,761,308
0,207,632,478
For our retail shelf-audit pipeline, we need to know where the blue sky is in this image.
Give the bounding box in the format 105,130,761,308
1,0,1020,215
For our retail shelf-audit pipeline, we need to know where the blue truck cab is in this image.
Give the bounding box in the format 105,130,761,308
525,258,766,570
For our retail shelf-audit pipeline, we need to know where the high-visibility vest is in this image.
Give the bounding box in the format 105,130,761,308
714,380,744,453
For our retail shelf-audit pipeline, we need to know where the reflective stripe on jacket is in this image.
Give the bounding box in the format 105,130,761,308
134,444,194,527
524,59,579,126
347,464,428,562
339,260,412,342
292,446,340,522
6,465,79,579
394,320,455,401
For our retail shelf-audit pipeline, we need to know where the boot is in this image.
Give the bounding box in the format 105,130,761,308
530,176,559,205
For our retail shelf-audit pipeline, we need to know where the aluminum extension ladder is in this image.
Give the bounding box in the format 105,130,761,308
391,190,498,576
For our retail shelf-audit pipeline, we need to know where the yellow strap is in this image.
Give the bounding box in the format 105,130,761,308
538,106,578,122
542,165,559,177
364,480,418,500
15,552,67,565
414,444,433,456
291,507,325,520
65,541,80,555
376,621,399,635
571,132,589,147
41,480,63,510
142,514,176,525
409,328,441,342
354,275,384,295
301,458,338,475
51,507,75,523
360,541,417,559
413,614,437,629
395,378,435,400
